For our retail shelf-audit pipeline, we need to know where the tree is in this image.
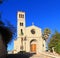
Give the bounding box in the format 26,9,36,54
6,20,17,39
48,31,60,54
0,20,16,52
42,28,51,51
43,28,51,40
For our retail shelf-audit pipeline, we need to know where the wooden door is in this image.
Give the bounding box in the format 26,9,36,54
30,44,36,53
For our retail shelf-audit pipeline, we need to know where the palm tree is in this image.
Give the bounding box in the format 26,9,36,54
43,28,51,40
42,28,51,51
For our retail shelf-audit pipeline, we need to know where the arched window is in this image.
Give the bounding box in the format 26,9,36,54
19,14,24,18
20,23,21,26
21,29,23,32
21,29,23,35
20,23,23,26
21,23,23,26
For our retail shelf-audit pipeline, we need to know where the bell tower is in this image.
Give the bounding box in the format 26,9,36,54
13,11,26,53
17,11,25,37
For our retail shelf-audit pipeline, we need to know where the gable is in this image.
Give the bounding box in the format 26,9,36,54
26,25,42,37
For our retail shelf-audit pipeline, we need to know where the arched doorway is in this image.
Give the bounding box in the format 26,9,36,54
30,39,37,53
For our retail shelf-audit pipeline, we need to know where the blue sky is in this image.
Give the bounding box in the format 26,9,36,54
0,0,60,50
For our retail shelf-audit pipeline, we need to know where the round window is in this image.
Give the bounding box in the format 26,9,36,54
31,29,35,34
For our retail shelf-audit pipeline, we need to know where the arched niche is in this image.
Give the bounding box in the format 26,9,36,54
30,39,37,53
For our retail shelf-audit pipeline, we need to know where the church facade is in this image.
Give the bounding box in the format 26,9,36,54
13,11,46,54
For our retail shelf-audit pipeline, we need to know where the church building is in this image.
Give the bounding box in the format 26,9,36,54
13,11,46,54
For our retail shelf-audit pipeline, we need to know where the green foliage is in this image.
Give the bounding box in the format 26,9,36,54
55,43,60,54
44,28,51,35
48,31,60,54
43,28,51,40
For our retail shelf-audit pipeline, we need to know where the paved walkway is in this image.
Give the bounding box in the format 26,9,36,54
30,54,53,58
30,52,60,58
7,52,60,58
